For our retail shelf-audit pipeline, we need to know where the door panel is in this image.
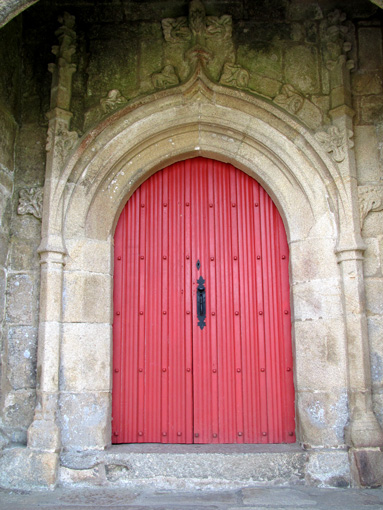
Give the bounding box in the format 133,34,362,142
112,157,295,444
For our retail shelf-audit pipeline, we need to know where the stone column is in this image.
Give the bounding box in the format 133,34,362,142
27,11,77,466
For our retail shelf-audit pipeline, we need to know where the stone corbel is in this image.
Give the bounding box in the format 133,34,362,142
358,185,383,229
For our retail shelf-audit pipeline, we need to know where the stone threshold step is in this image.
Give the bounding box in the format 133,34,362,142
60,443,312,489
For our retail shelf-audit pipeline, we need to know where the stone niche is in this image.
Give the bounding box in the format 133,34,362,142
0,0,383,491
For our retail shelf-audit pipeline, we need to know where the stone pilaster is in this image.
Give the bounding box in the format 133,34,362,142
27,12,77,477
331,108,383,485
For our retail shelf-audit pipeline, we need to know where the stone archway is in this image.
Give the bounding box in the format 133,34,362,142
20,72,382,487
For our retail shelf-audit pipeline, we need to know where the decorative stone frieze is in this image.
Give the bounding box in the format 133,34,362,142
152,65,179,89
219,62,249,89
100,89,127,114
274,84,304,115
157,0,248,88
358,185,383,228
17,187,44,219
315,124,354,163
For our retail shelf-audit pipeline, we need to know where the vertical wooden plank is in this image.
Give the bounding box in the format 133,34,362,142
230,165,244,443
207,159,219,443
161,168,169,443
184,161,194,444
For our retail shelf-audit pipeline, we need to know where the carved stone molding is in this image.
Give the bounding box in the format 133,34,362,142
358,185,383,228
315,125,354,163
17,187,44,219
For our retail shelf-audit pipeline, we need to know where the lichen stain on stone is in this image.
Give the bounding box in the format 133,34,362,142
308,400,326,428
371,351,383,383
330,391,349,442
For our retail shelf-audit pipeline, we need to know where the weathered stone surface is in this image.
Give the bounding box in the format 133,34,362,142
350,447,383,487
59,392,111,450
0,447,58,489
294,318,347,391
61,322,111,392
242,486,315,506
365,278,383,316
60,445,308,489
7,326,37,389
291,278,343,321
60,464,104,486
9,238,40,271
5,273,36,324
354,126,381,184
297,390,349,447
65,238,112,274
285,46,320,94
358,27,383,71
62,272,112,323
305,450,351,487
0,109,17,172
359,95,383,125
1,389,35,441
363,237,382,277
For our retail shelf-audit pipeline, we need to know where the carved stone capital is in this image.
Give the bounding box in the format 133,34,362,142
315,124,354,163
358,184,383,228
17,187,44,219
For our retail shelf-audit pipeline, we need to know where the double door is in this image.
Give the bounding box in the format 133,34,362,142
112,157,295,444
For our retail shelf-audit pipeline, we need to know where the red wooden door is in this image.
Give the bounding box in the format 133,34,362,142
112,158,295,444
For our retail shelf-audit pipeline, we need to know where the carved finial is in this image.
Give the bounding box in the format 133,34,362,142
18,188,44,220
48,12,77,111
320,10,354,71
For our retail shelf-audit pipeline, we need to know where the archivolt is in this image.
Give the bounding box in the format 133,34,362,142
60,76,344,245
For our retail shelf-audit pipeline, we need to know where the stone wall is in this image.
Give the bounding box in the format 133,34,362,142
0,16,23,446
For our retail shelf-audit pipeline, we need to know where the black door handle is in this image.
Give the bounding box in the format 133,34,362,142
197,276,206,330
